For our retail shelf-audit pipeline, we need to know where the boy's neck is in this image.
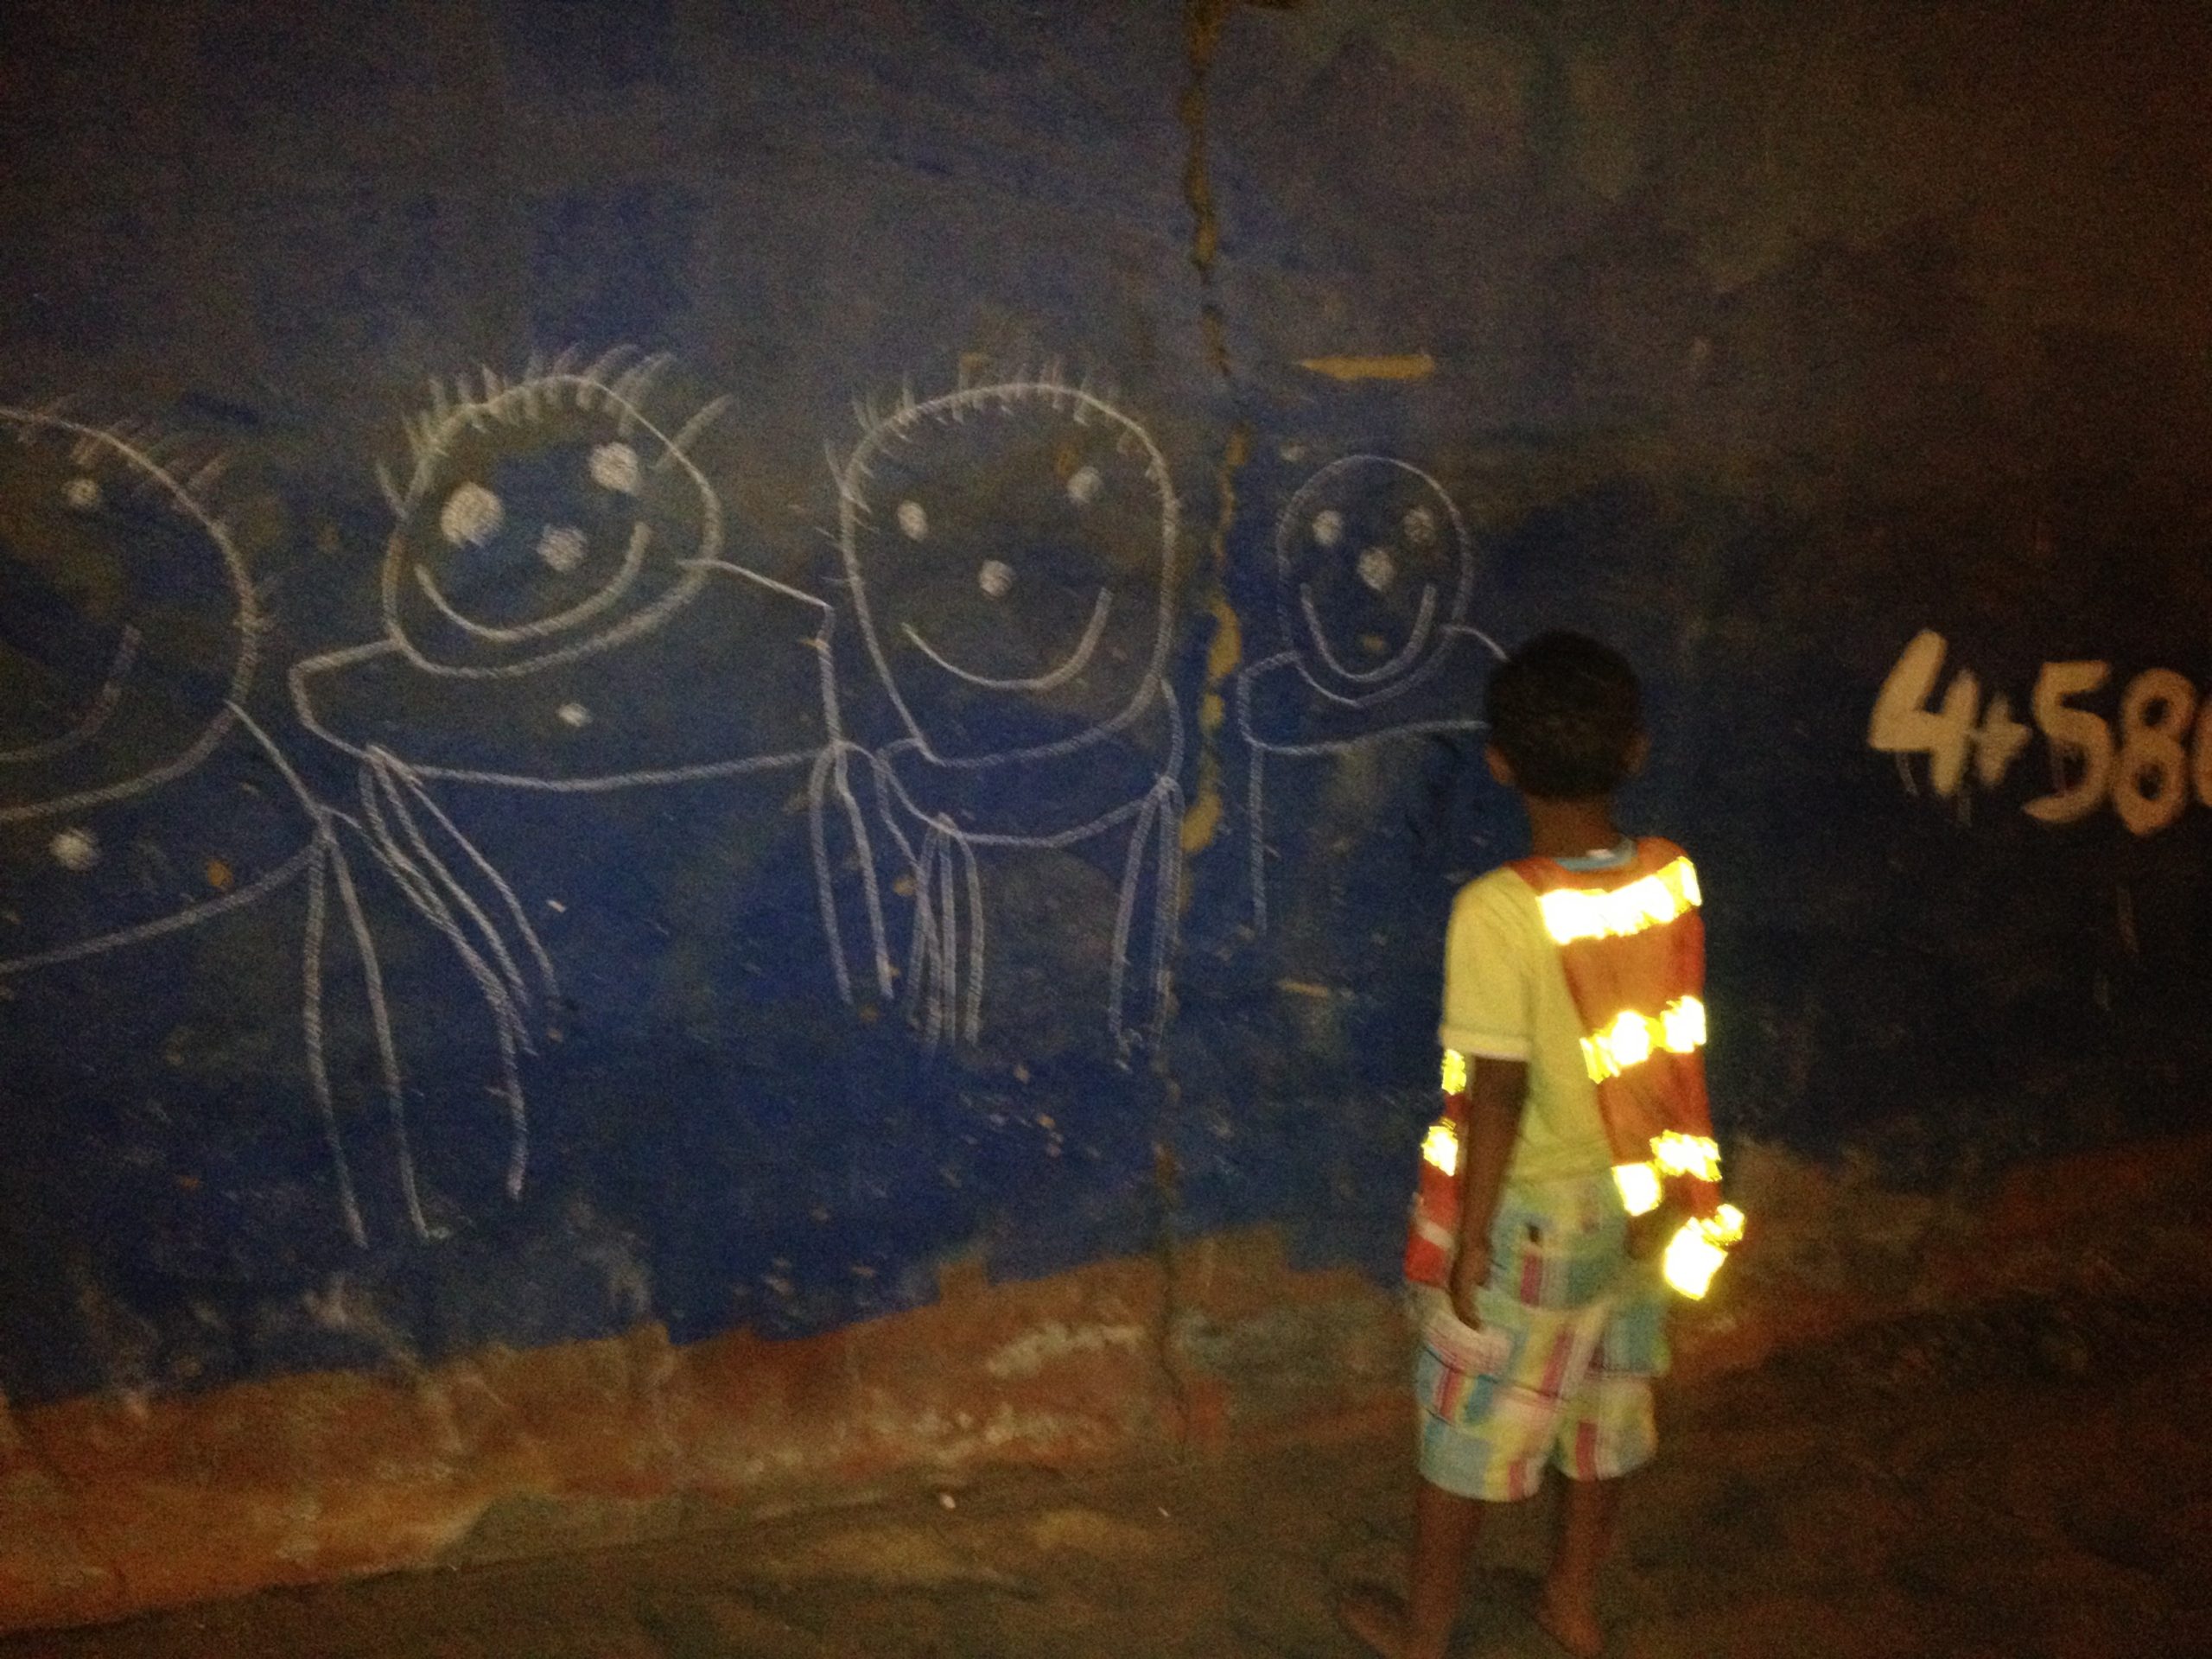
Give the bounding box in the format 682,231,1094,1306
1522,794,1624,861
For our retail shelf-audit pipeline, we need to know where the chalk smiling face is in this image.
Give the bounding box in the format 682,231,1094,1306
840,384,1177,757
385,376,719,675
0,410,251,817
1276,456,1471,699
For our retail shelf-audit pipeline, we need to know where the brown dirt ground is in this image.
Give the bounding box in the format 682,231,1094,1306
7,1276,2209,1659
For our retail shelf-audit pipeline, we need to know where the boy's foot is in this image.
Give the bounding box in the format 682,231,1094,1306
1534,1585,1605,1659
1334,1586,1414,1658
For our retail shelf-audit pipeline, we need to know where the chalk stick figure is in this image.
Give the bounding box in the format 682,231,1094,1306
291,348,890,1043
0,404,524,1250
1236,455,1503,933
834,372,1182,1056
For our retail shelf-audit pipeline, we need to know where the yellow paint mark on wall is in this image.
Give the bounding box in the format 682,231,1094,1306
204,859,233,892
1205,602,1243,691
1296,353,1437,383
1178,423,1253,862
1179,779,1224,855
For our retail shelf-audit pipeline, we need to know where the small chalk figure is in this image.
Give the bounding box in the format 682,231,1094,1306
1236,455,1503,936
835,372,1183,1056
291,349,889,1050
0,404,524,1255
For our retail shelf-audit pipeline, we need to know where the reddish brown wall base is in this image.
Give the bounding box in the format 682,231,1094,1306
6,1133,2209,1636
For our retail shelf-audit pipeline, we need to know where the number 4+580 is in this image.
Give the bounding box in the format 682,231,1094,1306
1869,630,2212,836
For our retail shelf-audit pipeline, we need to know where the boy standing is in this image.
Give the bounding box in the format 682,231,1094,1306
1340,632,1742,1659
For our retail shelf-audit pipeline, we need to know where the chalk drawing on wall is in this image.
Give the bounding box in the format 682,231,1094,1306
833,371,1184,1053
1235,455,1503,931
0,405,531,1249
289,348,893,1011
1870,628,2212,837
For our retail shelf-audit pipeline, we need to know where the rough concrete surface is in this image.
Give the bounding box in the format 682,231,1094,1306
6,1269,2207,1659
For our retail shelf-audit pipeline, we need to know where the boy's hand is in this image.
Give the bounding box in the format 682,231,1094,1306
1449,1243,1491,1327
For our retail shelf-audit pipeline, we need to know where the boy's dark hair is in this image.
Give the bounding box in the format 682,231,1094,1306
1484,632,1643,800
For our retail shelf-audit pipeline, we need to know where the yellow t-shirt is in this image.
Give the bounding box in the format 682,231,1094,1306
1437,863,1615,1185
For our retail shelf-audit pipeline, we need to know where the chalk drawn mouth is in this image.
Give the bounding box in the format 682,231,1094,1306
0,625,141,765
414,522,651,645
1300,581,1438,685
902,588,1113,692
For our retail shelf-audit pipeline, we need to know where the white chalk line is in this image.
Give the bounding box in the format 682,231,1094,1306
1237,639,1503,934
0,625,140,765
868,690,1185,1050
901,588,1114,693
1299,581,1440,685
300,830,369,1249
241,702,535,1238
413,520,650,645
1273,455,1478,713
1243,455,1507,932
0,406,259,826
0,836,316,974
825,372,1189,1046
836,377,1179,771
377,355,725,679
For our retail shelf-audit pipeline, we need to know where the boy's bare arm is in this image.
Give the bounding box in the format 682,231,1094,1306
1449,1056,1529,1326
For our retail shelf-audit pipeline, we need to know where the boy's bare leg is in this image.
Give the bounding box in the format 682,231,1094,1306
1538,1474,1623,1657
1338,1478,1485,1659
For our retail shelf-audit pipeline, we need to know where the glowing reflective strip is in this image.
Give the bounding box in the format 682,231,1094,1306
1580,996,1707,1082
1660,1203,1745,1300
1412,1216,1457,1252
1652,1130,1722,1183
1612,1161,1662,1217
1660,996,1707,1053
1421,1121,1459,1178
1536,856,1702,945
1440,1049,1468,1096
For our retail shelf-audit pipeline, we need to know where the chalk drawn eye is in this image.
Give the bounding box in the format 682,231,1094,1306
537,525,588,573
1312,510,1344,549
588,442,641,495
440,482,505,548
978,559,1014,599
49,826,99,870
64,476,101,511
1357,547,1397,594
897,500,928,541
1402,506,1438,549
1066,465,1103,506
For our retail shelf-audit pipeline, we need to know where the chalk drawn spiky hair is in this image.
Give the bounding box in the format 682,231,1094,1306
825,359,1165,519
377,346,730,518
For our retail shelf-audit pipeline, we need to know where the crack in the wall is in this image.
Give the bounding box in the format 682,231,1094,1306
1179,0,1233,378
1175,0,1255,871
1155,1,1274,1452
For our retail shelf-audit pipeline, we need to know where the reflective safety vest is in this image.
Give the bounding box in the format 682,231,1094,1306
1405,839,1745,1300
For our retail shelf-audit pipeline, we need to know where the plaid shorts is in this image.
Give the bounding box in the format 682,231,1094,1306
1409,1171,1668,1502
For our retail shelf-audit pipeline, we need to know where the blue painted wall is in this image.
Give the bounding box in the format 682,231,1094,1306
3,0,2209,1408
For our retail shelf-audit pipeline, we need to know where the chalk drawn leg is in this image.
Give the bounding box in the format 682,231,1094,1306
903,817,982,1051
810,741,894,1006
321,749,555,1236
301,824,371,1249
1110,780,1184,1055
